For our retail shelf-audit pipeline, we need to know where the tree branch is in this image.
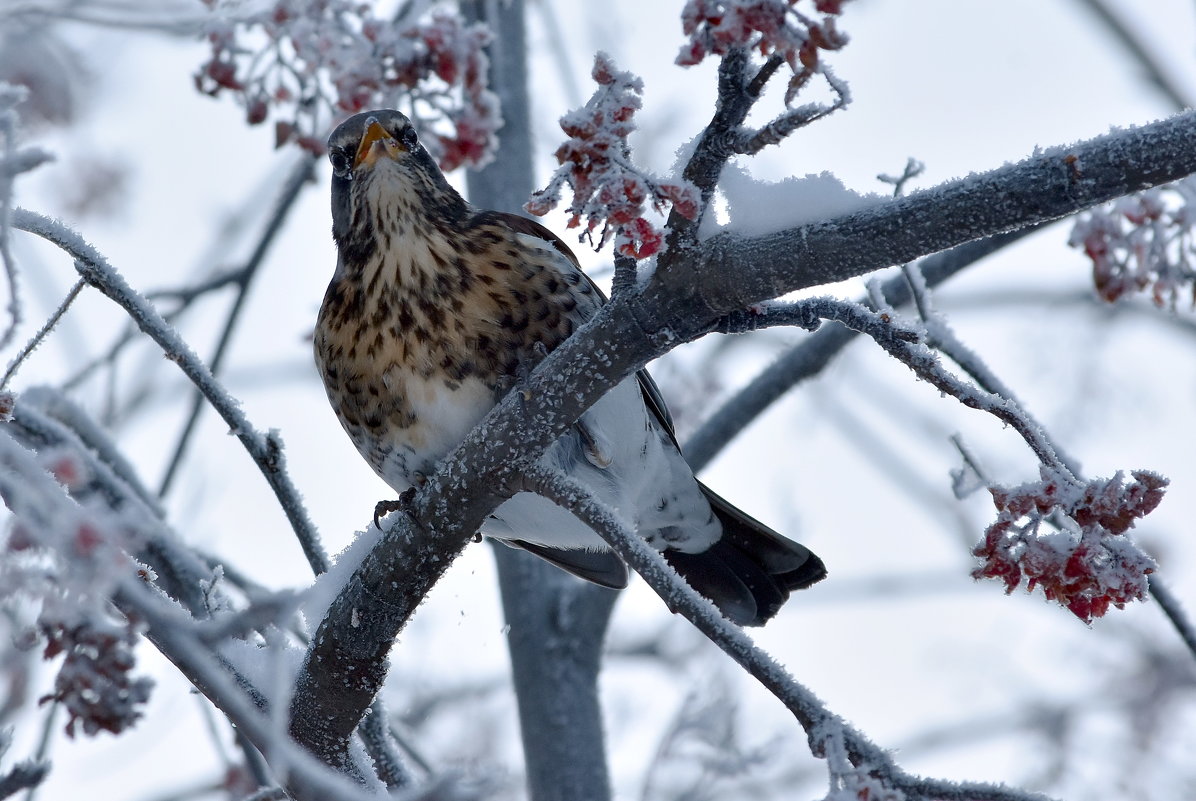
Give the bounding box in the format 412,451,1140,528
652,110,1196,325
685,226,1046,469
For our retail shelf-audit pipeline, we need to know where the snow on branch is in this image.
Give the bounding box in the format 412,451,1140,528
1070,175,1196,307
196,1,499,168
526,53,699,259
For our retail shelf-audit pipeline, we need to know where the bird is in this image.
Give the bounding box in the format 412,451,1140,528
313,109,826,626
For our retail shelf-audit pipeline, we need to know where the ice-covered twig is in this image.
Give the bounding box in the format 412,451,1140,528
735,65,850,155
898,261,1083,477
0,279,84,389
8,208,330,576
523,463,1055,801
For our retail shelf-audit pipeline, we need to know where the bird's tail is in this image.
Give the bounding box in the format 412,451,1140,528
662,484,826,627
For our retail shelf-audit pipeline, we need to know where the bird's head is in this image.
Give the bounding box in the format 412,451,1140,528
326,109,466,252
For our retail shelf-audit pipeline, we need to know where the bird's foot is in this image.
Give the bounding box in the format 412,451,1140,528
373,483,420,530
504,342,550,401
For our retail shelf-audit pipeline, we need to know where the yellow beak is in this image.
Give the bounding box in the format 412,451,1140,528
353,119,404,169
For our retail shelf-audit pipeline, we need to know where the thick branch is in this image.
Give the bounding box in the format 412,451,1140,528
653,110,1196,325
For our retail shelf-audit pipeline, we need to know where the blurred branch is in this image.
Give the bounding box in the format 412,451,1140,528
1,278,84,389
1148,577,1196,662
158,155,316,497
1073,0,1193,111
462,1,615,799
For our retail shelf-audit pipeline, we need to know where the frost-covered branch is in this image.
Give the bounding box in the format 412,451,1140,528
8,209,330,575
0,278,84,390
686,227,1044,470
656,109,1196,318
523,463,1056,801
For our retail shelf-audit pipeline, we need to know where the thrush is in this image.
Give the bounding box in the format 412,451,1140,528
314,109,826,626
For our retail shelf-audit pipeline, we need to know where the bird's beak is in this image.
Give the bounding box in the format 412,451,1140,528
353,118,404,169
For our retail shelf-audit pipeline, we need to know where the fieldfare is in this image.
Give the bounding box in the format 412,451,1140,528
314,109,826,626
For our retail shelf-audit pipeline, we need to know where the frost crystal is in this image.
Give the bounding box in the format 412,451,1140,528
526,53,699,259
1070,177,1196,308
972,469,1164,623
196,2,499,168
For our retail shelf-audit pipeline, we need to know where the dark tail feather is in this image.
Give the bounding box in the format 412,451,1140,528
663,484,826,627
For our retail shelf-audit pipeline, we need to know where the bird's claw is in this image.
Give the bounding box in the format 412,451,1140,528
373,486,418,530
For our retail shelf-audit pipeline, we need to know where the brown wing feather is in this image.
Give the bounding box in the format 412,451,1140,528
473,211,680,440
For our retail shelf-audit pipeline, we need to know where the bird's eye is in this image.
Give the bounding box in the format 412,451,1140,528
329,149,351,175
400,125,419,151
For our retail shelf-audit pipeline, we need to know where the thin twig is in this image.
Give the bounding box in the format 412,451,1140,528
1073,0,1192,111
1,278,85,389
685,227,1047,471
1147,576,1196,663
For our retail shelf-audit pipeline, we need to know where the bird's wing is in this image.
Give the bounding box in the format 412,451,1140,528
473,210,681,445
